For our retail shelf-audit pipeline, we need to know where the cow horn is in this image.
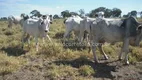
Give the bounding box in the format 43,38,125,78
136,25,142,30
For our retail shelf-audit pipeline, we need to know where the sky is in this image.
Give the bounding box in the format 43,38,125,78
0,0,142,17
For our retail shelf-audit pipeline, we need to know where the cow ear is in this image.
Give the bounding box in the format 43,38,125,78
42,15,47,19
137,25,142,31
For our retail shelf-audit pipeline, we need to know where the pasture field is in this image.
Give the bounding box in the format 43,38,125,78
0,19,142,80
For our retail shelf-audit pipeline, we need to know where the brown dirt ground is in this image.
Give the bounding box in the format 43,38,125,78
0,55,141,80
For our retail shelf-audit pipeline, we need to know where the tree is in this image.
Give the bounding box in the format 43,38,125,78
53,14,60,19
123,14,129,18
89,7,122,18
112,8,122,17
130,10,137,17
104,8,112,18
79,9,85,17
70,12,78,16
89,7,106,17
140,11,142,18
30,10,42,18
0,17,7,21
127,12,131,17
61,10,71,18
85,13,90,17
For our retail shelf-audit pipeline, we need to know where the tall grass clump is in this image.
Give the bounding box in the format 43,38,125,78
0,51,26,75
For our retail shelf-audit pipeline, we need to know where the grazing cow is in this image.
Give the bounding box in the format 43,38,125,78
8,15,22,28
22,15,52,51
8,14,29,28
64,15,83,41
90,16,142,64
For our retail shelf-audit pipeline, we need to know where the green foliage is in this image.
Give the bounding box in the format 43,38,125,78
89,7,122,18
30,10,42,18
53,14,60,19
112,8,122,17
79,9,85,17
61,10,71,18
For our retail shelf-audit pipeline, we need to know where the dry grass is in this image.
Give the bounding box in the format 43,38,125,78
0,18,142,79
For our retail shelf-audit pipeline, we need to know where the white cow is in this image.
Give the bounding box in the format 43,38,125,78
64,15,83,41
90,16,142,64
8,15,22,28
22,15,52,51
8,15,29,28
79,12,105,42
96,11,104,18
79,17,95,43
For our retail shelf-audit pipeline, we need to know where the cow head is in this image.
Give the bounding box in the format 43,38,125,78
135,24,142,46
96,12,104,18
39,15,51,35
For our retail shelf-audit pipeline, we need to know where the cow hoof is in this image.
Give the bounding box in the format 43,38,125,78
118,58,122,61
125,61,129,65
104,56,109,60
94,60,99,64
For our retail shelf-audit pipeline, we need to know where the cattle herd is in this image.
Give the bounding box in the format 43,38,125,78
7,12,142,65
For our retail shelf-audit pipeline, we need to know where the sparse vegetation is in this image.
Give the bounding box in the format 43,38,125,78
79,65,95,76
0,19,142,80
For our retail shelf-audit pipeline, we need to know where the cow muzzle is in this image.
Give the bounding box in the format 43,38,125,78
50,22,52,24
45,30,48,32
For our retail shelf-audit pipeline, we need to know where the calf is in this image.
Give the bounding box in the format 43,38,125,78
22,15,52,51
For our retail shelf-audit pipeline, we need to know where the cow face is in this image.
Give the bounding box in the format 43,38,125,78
135,25,142,46
39,15,52,33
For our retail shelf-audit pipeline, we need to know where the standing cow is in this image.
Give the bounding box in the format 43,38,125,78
79,17,95,43
90,16,142,64
8,16,22,28
22,15,52,51
8,14,29,28
64,15,83,41
79,12,105,43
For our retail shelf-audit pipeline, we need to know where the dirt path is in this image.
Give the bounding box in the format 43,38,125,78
0,56,142,80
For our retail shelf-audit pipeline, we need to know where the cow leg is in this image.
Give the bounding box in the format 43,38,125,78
125,51,129,65
91,38,99,63
119,50,123,60
21,32,25,49
46,34,52,43
98,45,108,60
88,42,91,53
92,43,98,63
79,29,84,43
75,31,80,41
35,36,38,51
63,30,71,41
121,38,129,64
43,37,45,44
86,34,91,53
27,34,30,48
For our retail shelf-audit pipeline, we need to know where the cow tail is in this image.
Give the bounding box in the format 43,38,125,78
89,24,92,42
90,24,92,36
